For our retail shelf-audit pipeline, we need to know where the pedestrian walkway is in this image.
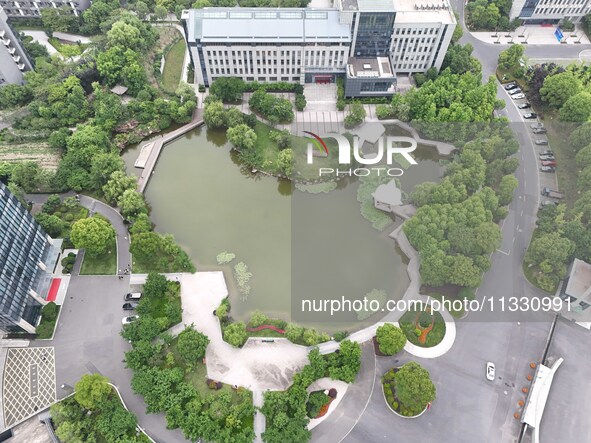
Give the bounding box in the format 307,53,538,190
471,24,590,45
252,390,265,443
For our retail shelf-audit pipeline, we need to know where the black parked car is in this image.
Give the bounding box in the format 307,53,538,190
123,302,139,311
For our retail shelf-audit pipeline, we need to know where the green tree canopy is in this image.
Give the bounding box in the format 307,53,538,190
394,361,436,414
70,216,116,256
74,374,112,410
376,323,407,355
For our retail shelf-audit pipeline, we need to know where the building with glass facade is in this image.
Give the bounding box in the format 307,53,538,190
0,182,59,333
510,0,591,24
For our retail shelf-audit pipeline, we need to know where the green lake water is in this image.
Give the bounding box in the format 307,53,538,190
123,125,443,332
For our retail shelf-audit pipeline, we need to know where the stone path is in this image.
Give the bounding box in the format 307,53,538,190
3,347,56,428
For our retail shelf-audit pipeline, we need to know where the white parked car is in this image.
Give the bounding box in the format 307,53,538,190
512,93,525,100
486,362,496,381
122,315,139,325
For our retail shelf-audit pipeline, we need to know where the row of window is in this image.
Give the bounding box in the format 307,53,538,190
534,5,586,13
394,27,441,36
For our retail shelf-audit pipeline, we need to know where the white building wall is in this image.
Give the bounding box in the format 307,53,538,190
0,0,90,17
201,44,349,84
390,22,454,74
511,0,591,22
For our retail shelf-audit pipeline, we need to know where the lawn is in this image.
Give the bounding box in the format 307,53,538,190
252,120,343,181
162,38,186,94
399,306,446,348
167,336,249,402
48,37,89,57
80,237,117,275
542,118,579,208
36,304,60,339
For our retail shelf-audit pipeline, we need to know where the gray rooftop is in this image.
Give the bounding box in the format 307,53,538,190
187,8,351,43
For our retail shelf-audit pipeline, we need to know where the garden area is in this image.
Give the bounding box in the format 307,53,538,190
122,274,255,443
161,38,186,94
48,37,89,58
215,303,332,348
262,343,361,443
73,213,117,276
33,195,88,247
36,301,60,339
382,361,436,417
306,389,337,419
399,304,446,348
50,374,149,443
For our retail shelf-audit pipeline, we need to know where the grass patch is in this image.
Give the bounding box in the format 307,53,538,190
48,37,89,57
80,237,117,275
36,303,60,339
167,336,248,402
542,118,579,208
399,305,446,348
161,38,186,94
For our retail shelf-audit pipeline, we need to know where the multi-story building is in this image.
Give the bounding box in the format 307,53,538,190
510,0,591,24
184,8,351,86
183,0,455,97
0,182,60,333
0,0,90,18
0,6,32,85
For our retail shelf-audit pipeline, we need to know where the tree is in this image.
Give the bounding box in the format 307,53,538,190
143,272,169,298
42,194,62,214
560,92,591,122
130,232,162,258
209,77,245,102
74,374,112,410
442,43,481,75
118,189,148,219
107,21,142,51
10,161,42,192
130,213,153,235
90,152,124,190
103,171,137,205
0,84,32,109
154,5,168,19
227,124,257,151
177,326,210,364
285,323,304,343
277,149,293,176
248,311,268,327
498,44,524,70
575,144,591,168
35,213,65,237
203,100,227,129
578,166,591,189
497,174,518,205
224,107,244,128
526,232,575,278
466,0,500,29
70,216,116,255
223,322,248,347
570,123,591,152
97,46,146,94
37,75,90,127
41,6,79,33
132,1,149,19
394,362,436,414
540,71,582,108
376,323,406,355
327,340,361,383
92,83,125,131
344,102,366,128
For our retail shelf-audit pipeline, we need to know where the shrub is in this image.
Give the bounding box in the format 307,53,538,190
64,213,74,222
248,310,268,328
223,322,248,347
333,330,349,342
376,323,407,355
198,84,206,92
42,302,59,322
295,93,306,111
376,104,395,120
42,194,61,214
336,98,346,111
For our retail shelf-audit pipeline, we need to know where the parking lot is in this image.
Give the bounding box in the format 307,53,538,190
504,82,561,208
